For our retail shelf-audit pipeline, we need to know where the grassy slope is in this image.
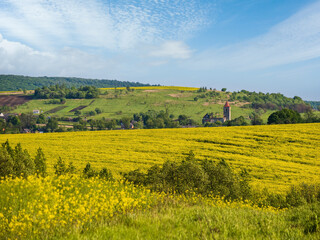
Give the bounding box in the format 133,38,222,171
14,87,273,123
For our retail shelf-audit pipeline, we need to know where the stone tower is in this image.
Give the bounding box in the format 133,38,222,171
223,101,231,121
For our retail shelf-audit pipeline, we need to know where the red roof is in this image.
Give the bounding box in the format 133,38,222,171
224,101,230,108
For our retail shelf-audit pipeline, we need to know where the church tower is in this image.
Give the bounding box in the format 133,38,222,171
223,101,231,121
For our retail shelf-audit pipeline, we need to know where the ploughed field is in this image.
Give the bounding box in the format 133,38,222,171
0,95,32,106
1,123,319,193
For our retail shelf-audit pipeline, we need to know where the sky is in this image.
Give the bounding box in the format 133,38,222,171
0,0,319,100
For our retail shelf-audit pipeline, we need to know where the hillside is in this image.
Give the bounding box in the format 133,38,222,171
1,123,319,193
10,86,314,125
0,74,151,91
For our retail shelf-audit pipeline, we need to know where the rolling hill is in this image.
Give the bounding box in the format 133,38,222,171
8,86,316,125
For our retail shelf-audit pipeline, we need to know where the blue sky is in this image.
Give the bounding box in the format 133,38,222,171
0,0,319,100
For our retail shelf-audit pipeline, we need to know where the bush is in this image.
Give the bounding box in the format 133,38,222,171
54,157,76,176
82,163,97,178
123,152,251,200
82,163,114,180
99,168,114,181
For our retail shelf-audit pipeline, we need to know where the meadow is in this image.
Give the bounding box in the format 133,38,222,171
13,87,273,123
1,123,319,193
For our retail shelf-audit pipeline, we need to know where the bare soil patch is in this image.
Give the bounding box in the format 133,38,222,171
0,95,32,107
169,93,192,98
143,90,160,93
69,105,88,112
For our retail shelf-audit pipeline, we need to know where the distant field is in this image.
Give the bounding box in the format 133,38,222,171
1,123,319,193
13,87,273,123
0,95,32,106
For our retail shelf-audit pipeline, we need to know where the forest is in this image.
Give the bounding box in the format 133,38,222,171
0,74,151,91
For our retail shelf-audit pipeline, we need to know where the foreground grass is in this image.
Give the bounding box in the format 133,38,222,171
1,175,320,239
68,203,319,240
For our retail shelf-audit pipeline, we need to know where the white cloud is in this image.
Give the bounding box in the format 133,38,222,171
0,0,210,51
192,0,320,71
0,36,119,78
149,41,192,59
0,0,210,80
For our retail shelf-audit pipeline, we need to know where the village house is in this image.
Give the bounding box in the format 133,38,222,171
202,101,231,124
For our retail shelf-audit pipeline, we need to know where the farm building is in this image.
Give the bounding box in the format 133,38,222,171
202,101,231,124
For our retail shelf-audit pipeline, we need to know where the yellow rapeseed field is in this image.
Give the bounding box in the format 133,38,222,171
0,175,162,239
0,123,319,192
0,175,281,239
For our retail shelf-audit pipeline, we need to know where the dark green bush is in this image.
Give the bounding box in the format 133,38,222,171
123,152,251,200
99,168,114,181
54,157,76,176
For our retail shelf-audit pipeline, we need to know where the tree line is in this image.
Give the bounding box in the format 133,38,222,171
34,85,100,99
0,75,151,91
2,108,319,134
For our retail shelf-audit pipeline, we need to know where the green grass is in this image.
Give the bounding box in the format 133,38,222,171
14,89,273,124
66,203,320,240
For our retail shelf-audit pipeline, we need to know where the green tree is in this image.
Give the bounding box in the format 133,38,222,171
7,115,21,126
0,144,14,178
304,110,318,123
121,117,132,129
46,118,58,132
20,113,36,129
250,113,263,125
268,109,302,124
34,148,47,177
36,114,46,124
13,143,35,178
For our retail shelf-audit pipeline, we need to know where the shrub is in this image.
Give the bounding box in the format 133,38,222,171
82,163,97,178
54,157,77,176
123,152,251,200
99,168,114,181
